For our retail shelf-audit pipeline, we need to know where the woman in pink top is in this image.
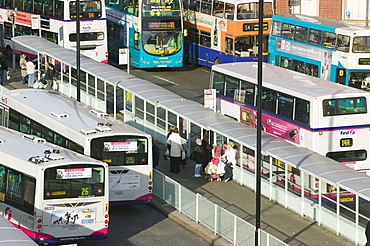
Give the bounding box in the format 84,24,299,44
26,57,36,87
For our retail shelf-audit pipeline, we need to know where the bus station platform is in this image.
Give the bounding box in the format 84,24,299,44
2,70,357,246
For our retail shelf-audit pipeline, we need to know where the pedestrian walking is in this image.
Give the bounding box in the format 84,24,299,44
366,220,370,246
0,52,8,85
167,127,183,174
19,54,28,85
26,57,36,88
221,141,236,182
191,138,206,177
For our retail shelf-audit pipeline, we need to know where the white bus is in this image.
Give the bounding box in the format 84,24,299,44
0,0,108,63
211,62,370,174
0,126,109,245
0,89,153,205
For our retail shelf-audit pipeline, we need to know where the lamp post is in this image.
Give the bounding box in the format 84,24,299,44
76,0,81,102
11,8,18,72
255,0,263,245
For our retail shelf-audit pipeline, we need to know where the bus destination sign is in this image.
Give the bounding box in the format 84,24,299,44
148,21,175,29
243,22,268,32
359,58,370,65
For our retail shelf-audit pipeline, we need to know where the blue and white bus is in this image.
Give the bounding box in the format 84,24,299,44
105,0,184,68
268,14,370,90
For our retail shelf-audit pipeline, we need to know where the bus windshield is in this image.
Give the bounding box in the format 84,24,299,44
90,136,149,166
142,31,182,55
353,36,370,53
70,1,103,19
44,164,105,200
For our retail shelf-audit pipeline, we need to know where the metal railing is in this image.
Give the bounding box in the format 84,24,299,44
153,169,287,246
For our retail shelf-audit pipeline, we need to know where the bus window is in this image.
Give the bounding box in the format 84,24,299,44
337,34,350,53
201,0,212,15
213,1,225,18
277,93,294,120
353,36,370,53
322,31,336,49
225,75,239,99
326,150,367,163
292,60,304,73
281,56,292,69
308,28,322,46
294,26,308,43
182,0,189,9
305,63,318,77
234,37,254,57
281,23,294,40
295,99,310,125
225,3,234,20
271,21,281,37
225,37,233,54
189,0,200,11
349,72,370,89
200,31,211,47
212,71,225,96
241,80,255,106
262,88,277,114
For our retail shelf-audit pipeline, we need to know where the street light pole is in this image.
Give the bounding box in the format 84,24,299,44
255,0,263,245
76,0,81,102
11,8,18,72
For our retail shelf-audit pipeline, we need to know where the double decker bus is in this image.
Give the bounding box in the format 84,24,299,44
105,0,184,68
182,0,273,67
0,126,109,245
0,89,153,205
0,0,108,63
269,14,370,90
211,62,370,174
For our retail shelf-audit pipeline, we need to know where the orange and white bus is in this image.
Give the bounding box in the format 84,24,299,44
182,0,273,67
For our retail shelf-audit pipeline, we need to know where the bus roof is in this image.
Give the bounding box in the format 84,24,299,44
0,126,104,169
1,90,151,144
274,14,370,32
211,62,369,100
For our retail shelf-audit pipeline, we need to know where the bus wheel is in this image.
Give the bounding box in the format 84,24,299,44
5,46,12,58
214,57,221,65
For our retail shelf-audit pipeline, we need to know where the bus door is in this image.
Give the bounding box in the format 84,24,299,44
336,68,346,86
0,106,9,127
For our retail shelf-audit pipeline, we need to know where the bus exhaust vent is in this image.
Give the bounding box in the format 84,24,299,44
23,134,46,144
80,129,98,135
90,110,108,118
95,125,113,132
51,112,70,120
46,153,65,161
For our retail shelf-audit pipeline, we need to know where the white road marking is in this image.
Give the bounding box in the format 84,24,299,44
153,75,179,85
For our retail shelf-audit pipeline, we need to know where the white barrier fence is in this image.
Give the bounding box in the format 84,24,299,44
153,170,288,246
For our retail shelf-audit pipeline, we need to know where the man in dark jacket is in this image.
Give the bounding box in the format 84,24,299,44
0,52,8,85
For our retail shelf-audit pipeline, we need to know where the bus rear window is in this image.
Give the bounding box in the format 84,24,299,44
91,136,149,166
323,97,367,116
44,164,105,199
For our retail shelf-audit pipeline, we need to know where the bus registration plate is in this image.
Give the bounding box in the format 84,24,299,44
158,65,168,67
